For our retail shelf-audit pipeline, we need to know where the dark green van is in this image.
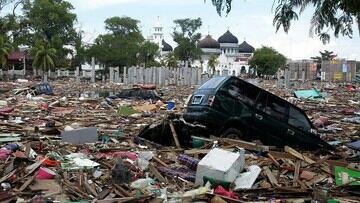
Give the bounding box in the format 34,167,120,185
184,76,332,150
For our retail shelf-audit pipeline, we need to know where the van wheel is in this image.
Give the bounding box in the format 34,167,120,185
221,128,243,139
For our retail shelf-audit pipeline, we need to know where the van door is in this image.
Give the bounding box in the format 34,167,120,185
286,106,324,149
252,92,289,146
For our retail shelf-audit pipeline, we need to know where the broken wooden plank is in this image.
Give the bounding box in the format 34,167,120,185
305,175,327,188
148,163,167,183
293,160,301,187
269,151,297,160
267,153,281,167
18,175,35,192
97,187,112,200
263,166,280,187
153,156,169,168
0,169,17,183
84,174,98,197
284,146,315,164
169,121,181,148
222,138,271,152
113,184,131,197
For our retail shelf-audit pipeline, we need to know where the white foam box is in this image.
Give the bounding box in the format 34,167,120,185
195,148,245,185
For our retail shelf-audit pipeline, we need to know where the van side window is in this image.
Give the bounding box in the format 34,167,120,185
288,107,311,131
225,79,260,106
226,80,242,98
266,95,288,121
242,83,260,106
255,92,267,111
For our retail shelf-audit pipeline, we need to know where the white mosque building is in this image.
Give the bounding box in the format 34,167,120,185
147,18,255,75
147,17,173,56
196,30,255,76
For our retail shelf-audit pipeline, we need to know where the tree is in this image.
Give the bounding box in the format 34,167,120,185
0,36,12,69
311,50,337,63
87,16,144,68
163,52,178,68
105,16,141,36
209,0,360,43
207,54,218,74
71,30,86,69
249,46,287,76
173,18,202,64
137,41,159,67
30,41,56,82
22,0,77,68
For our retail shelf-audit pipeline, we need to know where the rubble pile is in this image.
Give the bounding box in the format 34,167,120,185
0,78,359,203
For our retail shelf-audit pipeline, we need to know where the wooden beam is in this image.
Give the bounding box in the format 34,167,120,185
263,166,280,187
284,146,315,164
169,121,181,148
293,160,301,187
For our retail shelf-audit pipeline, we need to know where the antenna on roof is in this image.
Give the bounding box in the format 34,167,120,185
207,25,210,35
227,26,230,31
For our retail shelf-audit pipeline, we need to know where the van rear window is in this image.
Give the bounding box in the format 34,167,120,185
199,77,226,89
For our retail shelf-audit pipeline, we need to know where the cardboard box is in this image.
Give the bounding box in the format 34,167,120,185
195,148,245,185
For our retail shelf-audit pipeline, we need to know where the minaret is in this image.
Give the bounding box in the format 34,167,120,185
153,16,163,49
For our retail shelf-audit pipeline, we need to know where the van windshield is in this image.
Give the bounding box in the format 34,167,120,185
199,77,227,89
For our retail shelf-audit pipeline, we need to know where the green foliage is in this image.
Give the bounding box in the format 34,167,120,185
210,0,360,43
311,50,337,63
22,0,77,68
0,35,12,69
207,54,218,74
173,18,202,64
249,46,287,76
163,52,179,68
105,16,141,36
137,41,159,67
30,41,56,72
71,31,86,69
208,0,232,16
87,16,144,68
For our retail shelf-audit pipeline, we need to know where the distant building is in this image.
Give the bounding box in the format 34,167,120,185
195,30,255,76
147,17,173,56
147,18,255,74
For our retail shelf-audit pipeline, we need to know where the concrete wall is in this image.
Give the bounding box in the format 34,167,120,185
288,60,357,82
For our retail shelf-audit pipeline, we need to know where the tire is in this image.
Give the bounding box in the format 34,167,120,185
221,128,244,139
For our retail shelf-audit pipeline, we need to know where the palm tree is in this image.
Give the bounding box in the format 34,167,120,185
31,42,56,82
164,52,178,68
0,36,12,71
207,54,218,75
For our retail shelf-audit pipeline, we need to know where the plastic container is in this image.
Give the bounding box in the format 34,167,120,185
167,101,175,110
36,167,56,179
43,158,61,167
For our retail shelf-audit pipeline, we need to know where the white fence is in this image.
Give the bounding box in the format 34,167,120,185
123,66,212,86
0,66,224,86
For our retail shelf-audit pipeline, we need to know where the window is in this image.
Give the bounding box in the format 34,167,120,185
242,83,260,106
226,79,242,98
266,95,288,121
255,92,267,111
224,79,261,106
199,77,226,89
288,107,311,131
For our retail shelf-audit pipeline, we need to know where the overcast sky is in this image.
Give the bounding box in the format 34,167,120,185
5,0,360,60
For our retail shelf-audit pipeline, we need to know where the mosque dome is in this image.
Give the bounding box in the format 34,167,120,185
198,35,220,49
238,41,255,53
162,40,173,52
218,30,239,44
